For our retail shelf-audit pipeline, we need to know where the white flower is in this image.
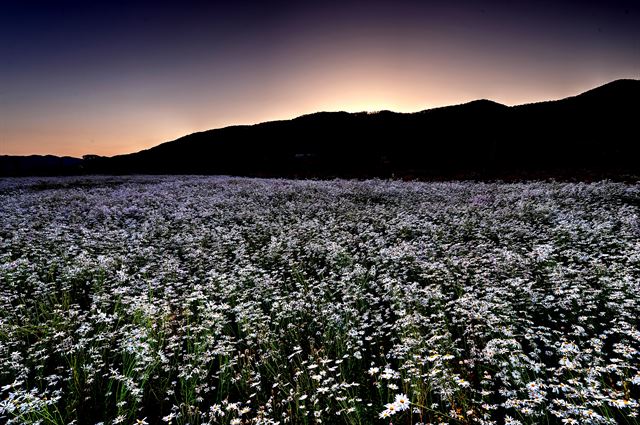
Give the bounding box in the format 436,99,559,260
394,394,410,411
379,409,392,418
161,413,176,422
384,402,398,415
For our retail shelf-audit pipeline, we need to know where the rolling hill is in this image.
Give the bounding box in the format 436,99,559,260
2,79,639,179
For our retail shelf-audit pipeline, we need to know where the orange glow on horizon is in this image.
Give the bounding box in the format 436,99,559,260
3,1,639,157
1,71,634,157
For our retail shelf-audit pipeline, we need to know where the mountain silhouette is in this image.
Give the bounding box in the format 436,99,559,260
0,155,83,177
2,79,639,179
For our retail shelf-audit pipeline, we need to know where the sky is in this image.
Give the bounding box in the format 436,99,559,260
1,0,639,157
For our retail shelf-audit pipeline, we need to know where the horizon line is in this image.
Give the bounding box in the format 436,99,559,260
3,78,637,159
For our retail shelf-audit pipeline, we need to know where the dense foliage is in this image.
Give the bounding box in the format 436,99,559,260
1,177,638,424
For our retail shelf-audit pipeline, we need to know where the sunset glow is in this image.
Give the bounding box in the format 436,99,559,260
1,0,638,156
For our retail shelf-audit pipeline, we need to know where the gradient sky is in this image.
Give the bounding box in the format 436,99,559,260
1,0,639,157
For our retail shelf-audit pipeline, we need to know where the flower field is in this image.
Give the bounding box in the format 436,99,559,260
1,176,639,425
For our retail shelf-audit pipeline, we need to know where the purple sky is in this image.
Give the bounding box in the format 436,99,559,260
1,0,638,156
